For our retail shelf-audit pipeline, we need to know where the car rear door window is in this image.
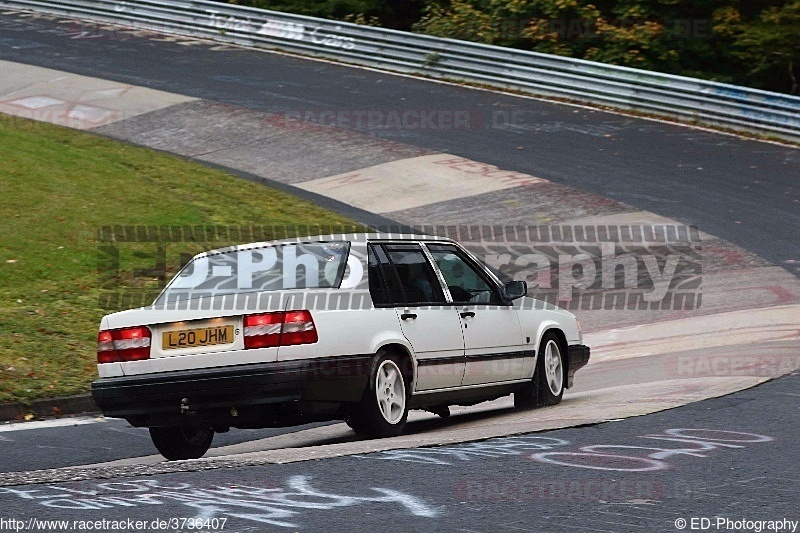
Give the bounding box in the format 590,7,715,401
368,244,401,306
368,243,445,306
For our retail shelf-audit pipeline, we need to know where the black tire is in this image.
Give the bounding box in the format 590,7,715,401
149,426,214,461
515,332,565,409
348,351,410,438
344,413,372,437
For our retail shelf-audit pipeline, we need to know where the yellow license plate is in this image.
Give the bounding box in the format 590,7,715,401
162,325,235,350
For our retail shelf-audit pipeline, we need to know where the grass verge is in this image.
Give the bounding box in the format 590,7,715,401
0,114,360,404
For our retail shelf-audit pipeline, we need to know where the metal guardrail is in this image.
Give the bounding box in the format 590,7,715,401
2,0,799,141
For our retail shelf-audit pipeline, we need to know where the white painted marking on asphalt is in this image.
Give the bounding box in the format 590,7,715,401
530,428,773,472
297,154,547,213
89,87,127,99
585,304,800,363
0,416,105,433
0,60,196,130
6,95,63,108
0,476,440,528
67,104,114,123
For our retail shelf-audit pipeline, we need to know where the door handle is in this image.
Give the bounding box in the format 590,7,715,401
460,311,476,319
401,313,418,320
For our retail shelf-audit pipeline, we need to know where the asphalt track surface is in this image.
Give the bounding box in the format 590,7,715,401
1,11,799,532
1,373,798,531
0,12,798,276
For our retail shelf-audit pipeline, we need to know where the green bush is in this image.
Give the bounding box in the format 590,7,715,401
217,0,799,94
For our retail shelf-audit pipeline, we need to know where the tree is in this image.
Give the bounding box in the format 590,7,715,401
412,0,498,42
219,0,800,93
221,0,426,29
714,1,800,93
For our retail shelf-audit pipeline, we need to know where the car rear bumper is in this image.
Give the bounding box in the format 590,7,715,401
91,355,372,427
567,344,591,388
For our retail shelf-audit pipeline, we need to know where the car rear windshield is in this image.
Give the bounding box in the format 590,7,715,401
155,241,350,305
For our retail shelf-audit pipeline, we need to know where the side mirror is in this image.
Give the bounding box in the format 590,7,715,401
502,280,527,302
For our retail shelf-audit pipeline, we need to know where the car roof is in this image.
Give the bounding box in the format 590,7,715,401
196,232,457,259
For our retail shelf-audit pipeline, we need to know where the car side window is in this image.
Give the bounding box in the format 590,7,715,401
369,243,446,306
427,244,503,305
368,244,401,306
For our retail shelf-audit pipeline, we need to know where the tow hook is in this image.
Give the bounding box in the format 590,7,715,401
180,397,190,414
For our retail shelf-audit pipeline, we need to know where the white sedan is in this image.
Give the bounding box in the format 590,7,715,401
92,233,590,460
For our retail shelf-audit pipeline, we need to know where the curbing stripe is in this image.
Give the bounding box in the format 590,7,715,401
0,394,98,422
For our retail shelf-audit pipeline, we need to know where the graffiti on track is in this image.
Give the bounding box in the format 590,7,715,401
0,475,439,528
531,428,773,472
355,435,570,465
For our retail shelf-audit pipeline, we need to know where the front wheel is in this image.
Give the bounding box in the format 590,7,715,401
347,351,409,438
515,332,565,409
149,426,214,461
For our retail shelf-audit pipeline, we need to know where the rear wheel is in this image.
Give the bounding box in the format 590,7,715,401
515,332,565,409
345,413,371,437
348,351,409,438
149,426,214,460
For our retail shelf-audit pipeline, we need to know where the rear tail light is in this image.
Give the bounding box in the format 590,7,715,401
97,330,115,363
243,312,284,349
244,310,317,349
97,326,152,363
281,310,318,346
